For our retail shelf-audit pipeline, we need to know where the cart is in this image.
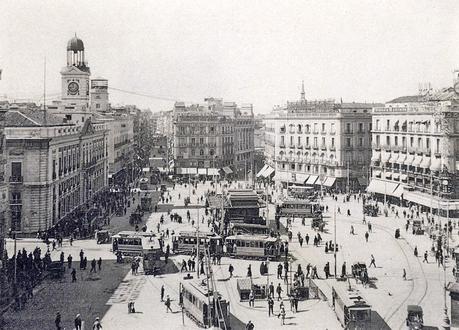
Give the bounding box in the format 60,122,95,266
96,230,111,244
406,305,423,329
237,278,252,301
412,220,424,235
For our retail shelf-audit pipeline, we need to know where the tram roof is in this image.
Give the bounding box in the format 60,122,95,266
279,199,318,205
181,279,212,298
332,285,371,308
115,231,156,237
230,223,269,229
176,231,220,238
225,235,277,242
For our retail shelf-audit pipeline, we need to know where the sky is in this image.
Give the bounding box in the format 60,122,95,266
1,0,459,113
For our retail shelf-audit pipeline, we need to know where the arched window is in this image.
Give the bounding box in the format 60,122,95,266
200,149,204,156
209,149,214,156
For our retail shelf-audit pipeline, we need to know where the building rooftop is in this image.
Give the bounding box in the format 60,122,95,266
5,109,73,127
387,87,459,104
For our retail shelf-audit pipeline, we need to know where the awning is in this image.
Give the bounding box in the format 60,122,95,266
263,166,275,178
357,177,367,186
371,152,381,162
404,191,434,207
430,157,441,172
273,171,291,182
393,173,400,180
306,175,319,185
412,155,423,167
373,170,381,177
398,153,407,164
323,177,336,187
385,172,392,179
208,168,220,176
222,166,233,174
256,165,269,178
381,152,391,163
294,173,309,184
392,184,405,197
420,157,431,169
142,167,150,173
366,179,398,195
198,168,207,175
400,174,408,181
404,154,414,166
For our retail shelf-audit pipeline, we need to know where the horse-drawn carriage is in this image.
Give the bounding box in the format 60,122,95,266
363,204,378,217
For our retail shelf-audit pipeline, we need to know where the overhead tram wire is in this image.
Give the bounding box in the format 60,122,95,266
108,86,199,104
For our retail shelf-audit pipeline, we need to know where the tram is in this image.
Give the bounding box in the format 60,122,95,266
225,235,281,260
172,231,223,255
332,285,372,329
288,185,317,199
112,231,160,256
180,280,231,329
276,199,321,218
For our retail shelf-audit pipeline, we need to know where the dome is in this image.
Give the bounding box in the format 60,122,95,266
67,34,84,52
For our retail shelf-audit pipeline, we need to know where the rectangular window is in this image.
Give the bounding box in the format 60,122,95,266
426,138,430,150
402,137,406,148
346,123,351,133
314,123,318,132
359,137,363,147
375,119,380,130
321,123,325,132
436,138,440,153
386,120,390,130
331,123,335,133
359,123,363,133
306,137,309,146
386,136,390,146
376,135,380,146
410,137,414,147
11,162,22,177
314,137,318,147
346,138,351,147
394,136,398,146
331,138,335,147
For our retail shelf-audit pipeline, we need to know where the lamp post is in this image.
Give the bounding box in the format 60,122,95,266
442,181,450,329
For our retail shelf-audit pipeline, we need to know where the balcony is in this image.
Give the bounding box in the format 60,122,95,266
321,131,327,135
344,130,354,135
9,176,23,183
329,146,336,151
297,129,303,134
297,144,303,149
312,131,319,135
289,144,295,149
312,145,319,150
329,131,336,135
279,143,286,148
10,199,22,205
320,145,327,150
304,145,311,150
357,130,365,134
305,130,311,134
280,128,286,134
344,146,353,151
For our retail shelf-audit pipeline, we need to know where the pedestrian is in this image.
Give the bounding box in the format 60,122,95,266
67,254,73,269
276,283,283,301
228,264,234,278
305,234,309,245
165,295,173,313
403,268,406,280
92,317,102,330
279,304,286,325
267,297,275,317
249,290,255,307
341,262,346,278
369,255,376,268
83,257,87,270
269,282,274,298
414,246,418,257
247,264,252,278
75,314,82,330
423,251,428,263
161,285,165,302
277,263,283,279
365,231,369,242
98,257,102,271
246,320,255,330
71,268,77,282
55,312,62,330
90,259,97,273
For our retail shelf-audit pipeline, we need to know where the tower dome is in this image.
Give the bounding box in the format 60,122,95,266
67,34,84,52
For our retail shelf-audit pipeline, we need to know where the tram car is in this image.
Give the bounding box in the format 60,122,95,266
363,204,378,217
225,235,281,260
276,199,321,218
180,280,231,329
332,285,372,329
172,231,223,255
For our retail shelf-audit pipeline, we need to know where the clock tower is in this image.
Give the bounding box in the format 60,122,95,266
61,34,91,111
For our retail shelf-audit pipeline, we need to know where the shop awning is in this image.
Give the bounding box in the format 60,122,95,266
398,153,407,164
323,177,336,187
357,177,367,186
393,173,400,180
256,165,269,178
263,166,275,178
373,170,381,177
430,157,441,172
404,154,415,166
273,171,291,182
142,167,150,173
400,174,408,181
420,157,431,169
392,184,405,197
385,172,392,179
306,175,319,185
381,152,391,163
371,152,381,162
222,166,233,174
198,168,207,175
208,168,220,176
412,155,423,167
366,179,398,195
294,173,309,184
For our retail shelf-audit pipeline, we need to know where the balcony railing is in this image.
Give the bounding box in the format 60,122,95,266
289,144,295,148
320,145,327,150
10,199,22,205
304,145,311,150
9,176,23,183
297,144,303,149
329,146,336,151
312,145,319,150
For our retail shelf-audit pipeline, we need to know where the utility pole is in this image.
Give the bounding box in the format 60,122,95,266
347,160,350,194
443,200,451,329
333,205,337,278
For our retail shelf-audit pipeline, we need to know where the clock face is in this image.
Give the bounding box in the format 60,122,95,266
454,82,459,95
68,82,79,95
